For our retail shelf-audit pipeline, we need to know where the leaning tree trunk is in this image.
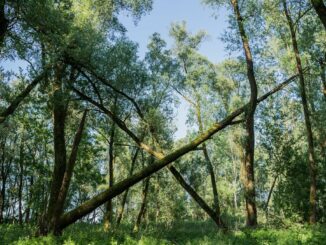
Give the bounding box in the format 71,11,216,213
231,0,258,227
283,0,318,224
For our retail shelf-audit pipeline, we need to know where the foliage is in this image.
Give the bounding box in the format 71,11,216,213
1,222,326,245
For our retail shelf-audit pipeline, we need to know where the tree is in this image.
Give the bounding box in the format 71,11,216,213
282,0,318,224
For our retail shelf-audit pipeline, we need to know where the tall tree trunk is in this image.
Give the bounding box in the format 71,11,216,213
18,140,24,225
0,163,6,223
133,177,150,232
116,148,140,227
311,0,326,30
44,64,68,235
104,122,116,231
0,139,6,223
231,0,258,227
320,56,326,99
0,138,11,224
25,176,33,223
319,56,326,159
283,0,318,224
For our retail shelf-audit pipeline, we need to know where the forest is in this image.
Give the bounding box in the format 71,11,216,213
0,0,325,244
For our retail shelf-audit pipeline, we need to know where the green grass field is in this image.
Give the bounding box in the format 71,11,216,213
1,222,326,245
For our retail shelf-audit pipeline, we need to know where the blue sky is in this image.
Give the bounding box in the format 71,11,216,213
120,0,230,139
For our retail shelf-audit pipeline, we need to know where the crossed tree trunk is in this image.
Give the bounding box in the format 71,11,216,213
55,72,298,232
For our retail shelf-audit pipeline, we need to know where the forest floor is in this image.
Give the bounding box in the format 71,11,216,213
1,221,326,245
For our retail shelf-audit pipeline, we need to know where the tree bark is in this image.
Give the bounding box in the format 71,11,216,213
283,0,318,224
231,0,258,227
311,0,326,30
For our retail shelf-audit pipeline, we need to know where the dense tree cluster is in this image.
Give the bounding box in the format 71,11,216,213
0,0,325,236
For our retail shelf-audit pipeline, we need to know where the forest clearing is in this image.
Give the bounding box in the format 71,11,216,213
0,0,325,244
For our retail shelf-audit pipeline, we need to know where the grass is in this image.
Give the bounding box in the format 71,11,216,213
1,221,326,244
